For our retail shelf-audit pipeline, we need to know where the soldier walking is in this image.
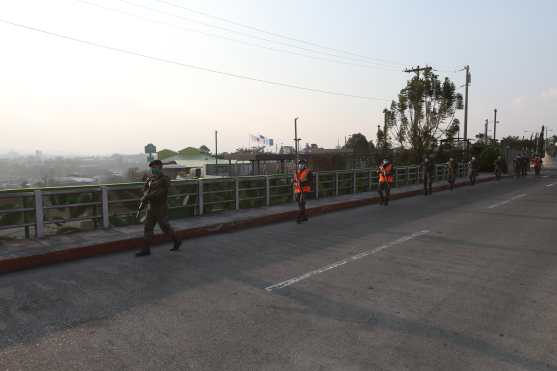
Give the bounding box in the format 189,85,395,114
533,155,542,176
447,157,457,190
468,156,478,185
521,154,529,176
377,159,394,205
136,160,182,257
494,156,504,181
513,155,521,178
293,159,312,224
422,155,434,195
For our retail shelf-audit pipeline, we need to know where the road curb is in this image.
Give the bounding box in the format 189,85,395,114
0,176,496,274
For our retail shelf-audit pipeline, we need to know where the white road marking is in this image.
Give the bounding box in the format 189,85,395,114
487,193,527,209
546,183,556,188
265,230,430,292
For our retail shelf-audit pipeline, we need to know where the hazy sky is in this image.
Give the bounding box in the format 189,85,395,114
1,0,556,155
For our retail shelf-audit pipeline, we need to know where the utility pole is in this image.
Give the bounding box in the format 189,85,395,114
493,109,498,142
463,65,471,141
294,117,301,163
383,110,390,149
404,65,432,78
484,119,488,143
215,130,218,166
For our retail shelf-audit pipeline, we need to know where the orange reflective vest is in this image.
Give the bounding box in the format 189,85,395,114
294,168,312,193
378,163,394,184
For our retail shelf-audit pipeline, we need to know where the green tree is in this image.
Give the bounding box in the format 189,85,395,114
384,70,463,159
199,145,211,154
344,133,370,154
479,145,501,172
548,135,557,157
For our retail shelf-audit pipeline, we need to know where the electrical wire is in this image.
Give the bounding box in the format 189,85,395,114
154,0,406,67
117,0,399,69
76,0,402,72
0,18,391,101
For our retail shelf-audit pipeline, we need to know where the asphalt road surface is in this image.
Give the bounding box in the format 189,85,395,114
1,170,557,371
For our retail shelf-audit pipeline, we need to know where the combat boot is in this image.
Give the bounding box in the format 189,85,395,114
170,239,182,251
135,249,151,257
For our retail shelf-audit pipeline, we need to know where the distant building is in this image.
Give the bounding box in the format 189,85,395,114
280,146,295,154
223,149,373,175
157,147,216,178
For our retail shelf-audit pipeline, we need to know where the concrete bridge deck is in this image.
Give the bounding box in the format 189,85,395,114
1,169,557,370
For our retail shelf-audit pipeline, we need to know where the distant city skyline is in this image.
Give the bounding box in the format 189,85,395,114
1,0,556,154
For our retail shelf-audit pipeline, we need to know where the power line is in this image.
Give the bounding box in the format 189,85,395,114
76,0,402,72
433,67,460,74
117,0,399,69
154,0,406,67
0,18,391,101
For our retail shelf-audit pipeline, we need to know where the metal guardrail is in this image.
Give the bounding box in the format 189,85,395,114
0,163,466,239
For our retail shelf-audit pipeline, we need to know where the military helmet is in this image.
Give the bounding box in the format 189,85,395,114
149,160,163,167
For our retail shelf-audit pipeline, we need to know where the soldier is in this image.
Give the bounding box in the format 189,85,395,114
494,155,504,181
533,155,542,176
293,159,312,224
468,156,478,185
447,157,457,190
513,155,521,178
521,153,530,176
136,160,182,257
377,159,394,205
422,155,435,195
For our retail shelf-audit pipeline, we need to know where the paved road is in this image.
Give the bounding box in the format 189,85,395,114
1,170,557,371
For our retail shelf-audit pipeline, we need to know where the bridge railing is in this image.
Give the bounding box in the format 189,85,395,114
0,163,466,239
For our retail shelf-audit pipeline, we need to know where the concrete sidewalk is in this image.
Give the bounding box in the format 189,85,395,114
0,174,496,274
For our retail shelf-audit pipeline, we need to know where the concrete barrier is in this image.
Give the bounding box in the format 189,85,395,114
0,175,496,275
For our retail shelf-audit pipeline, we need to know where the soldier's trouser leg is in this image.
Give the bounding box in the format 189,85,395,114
384,183,391,204
141,212,157,253
158,215,178,243
378,183,385,204
295,193,306,222
424,175,431,195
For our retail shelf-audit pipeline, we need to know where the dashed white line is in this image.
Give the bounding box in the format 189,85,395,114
487,193,527,209
546,183,556,188
265,230,430,292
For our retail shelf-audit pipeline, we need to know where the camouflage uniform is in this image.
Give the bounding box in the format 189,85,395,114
137,173,180,255
468,159,478,185
494,158,504,180
422,159,435,195
447,160,456,190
